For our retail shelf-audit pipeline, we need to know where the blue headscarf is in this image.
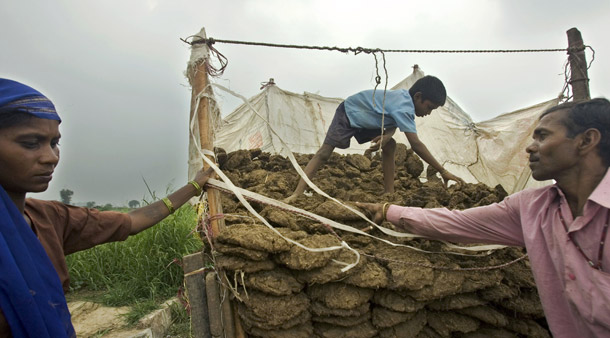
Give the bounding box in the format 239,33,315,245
0,79,73,336
0,78,61,121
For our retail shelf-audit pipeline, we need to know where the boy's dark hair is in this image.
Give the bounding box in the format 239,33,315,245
541,98,610,166
0,107,34,130
409,75,447,106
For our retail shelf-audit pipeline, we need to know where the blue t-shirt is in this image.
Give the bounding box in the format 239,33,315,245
344,89,416,133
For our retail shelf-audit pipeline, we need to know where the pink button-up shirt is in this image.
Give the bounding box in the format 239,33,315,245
386,171,610,337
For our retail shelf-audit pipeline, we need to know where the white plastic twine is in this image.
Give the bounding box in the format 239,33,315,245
206,178,504,255
207,83,505,255
190,87,360,272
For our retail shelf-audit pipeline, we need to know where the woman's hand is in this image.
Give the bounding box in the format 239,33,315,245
193,166,215,188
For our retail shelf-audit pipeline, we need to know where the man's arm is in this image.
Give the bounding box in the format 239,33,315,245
356,198,525,247
386,203,524,246
404,132,464,186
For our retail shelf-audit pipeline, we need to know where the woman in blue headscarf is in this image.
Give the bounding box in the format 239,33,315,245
0,79,213,337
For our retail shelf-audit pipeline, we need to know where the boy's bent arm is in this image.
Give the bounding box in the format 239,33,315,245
404,132,444,172
405,132,465,186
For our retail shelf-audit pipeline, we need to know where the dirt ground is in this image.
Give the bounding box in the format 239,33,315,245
67,300,137,337
65,291,178,338
65,290,143,338
208,146,551,338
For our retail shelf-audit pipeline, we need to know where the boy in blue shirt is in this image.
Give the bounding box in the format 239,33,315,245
285,75,464,203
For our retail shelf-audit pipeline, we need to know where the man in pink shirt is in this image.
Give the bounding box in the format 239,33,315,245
357,98,610,337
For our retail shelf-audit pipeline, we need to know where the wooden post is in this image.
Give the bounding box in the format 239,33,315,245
205,272,224,338
233,301,246,337
566,28,590,101
220,288,236,338
183,252,210,338
188,27,226,237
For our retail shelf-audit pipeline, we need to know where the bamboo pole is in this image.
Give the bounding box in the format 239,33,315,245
566,28,590,101
187,27,245,338
188,27,225,237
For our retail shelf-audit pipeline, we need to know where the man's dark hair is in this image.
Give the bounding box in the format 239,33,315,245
0,107,34,130
541,98,610,166
409,75,447,106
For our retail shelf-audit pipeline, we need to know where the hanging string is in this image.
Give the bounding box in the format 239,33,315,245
183,35,228,77
370,51,390,154
559,45,596,102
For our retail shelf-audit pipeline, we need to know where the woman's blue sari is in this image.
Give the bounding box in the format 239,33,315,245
0,185,75,337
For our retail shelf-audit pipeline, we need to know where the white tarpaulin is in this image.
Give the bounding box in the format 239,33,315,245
190,67,557,194
214,84,347,155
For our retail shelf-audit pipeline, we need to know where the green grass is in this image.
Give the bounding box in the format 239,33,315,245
124,299,160,325
166,301,192,337
66,205,203,322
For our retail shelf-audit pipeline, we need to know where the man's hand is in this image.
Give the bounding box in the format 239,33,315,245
355,202,385,225
440,170,465,188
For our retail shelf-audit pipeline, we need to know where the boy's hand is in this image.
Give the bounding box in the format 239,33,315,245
440,170,465,188
364,134,393,157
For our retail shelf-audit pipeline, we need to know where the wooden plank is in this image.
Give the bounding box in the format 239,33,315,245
205,272,223,338
220,282,236,338
183,252,210,338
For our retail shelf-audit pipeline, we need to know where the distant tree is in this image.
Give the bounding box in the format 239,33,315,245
86,201,96,208
128,200,140,209
100,203,113,211
59,189,74,205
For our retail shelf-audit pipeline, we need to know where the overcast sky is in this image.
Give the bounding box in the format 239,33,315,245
2,0,609,206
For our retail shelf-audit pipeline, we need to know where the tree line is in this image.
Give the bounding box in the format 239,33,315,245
59,188,141,210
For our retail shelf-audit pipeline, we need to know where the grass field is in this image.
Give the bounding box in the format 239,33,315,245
66,204,202,333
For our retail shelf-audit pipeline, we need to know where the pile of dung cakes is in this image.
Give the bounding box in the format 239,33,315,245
211,146,551,338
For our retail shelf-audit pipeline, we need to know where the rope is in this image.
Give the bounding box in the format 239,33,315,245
181,36,570,54
183,34,228,77
559,45,595,102
371,51,389,154
205,43,228,77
